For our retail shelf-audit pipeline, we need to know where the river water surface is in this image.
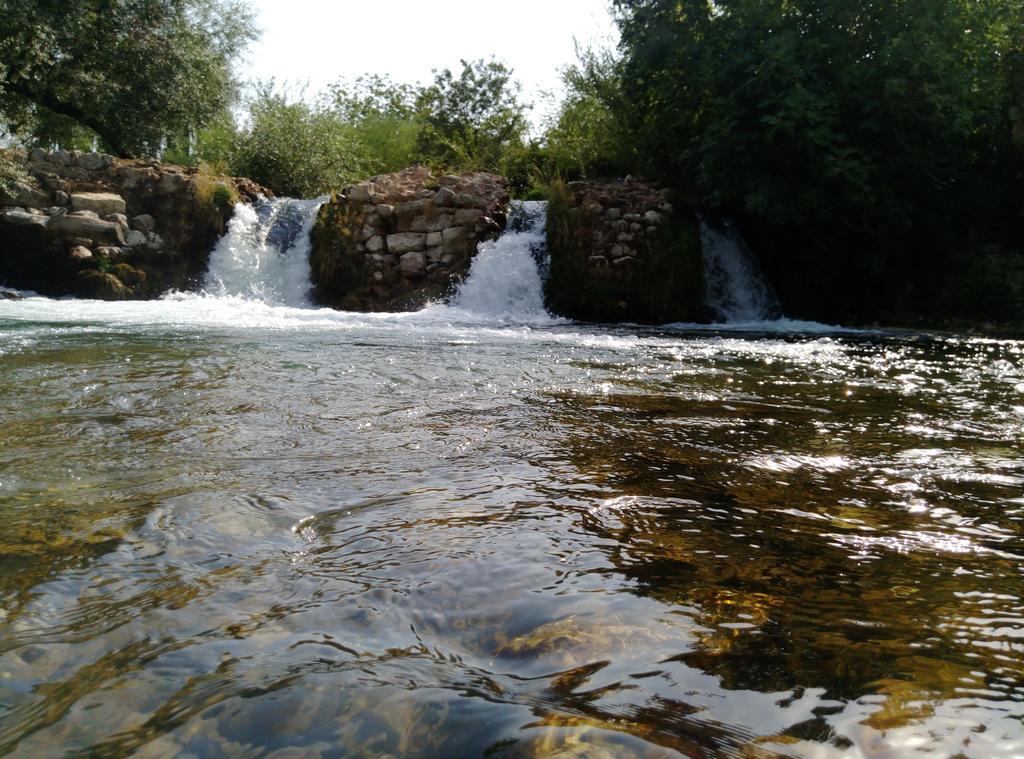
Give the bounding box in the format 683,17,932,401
0,208,1023,757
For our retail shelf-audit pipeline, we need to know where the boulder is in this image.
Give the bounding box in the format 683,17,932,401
348,185,372,204
79,152,113,171
387,232,426,255
70,192,126,216
110,263,147,289
124,230,147,247
48,150,72,167
130,214,156,232
442,226,465,243
68,246,93,263
453,208,483,225
399,251,427,278
48,214,126,245
454,193,487,209
76,271,132,300
1,209,49,228
433,187,457,207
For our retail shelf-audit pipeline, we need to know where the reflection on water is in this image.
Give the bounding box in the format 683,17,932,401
0,303,1022,757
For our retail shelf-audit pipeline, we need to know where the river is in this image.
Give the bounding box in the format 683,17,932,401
0,202,1021,757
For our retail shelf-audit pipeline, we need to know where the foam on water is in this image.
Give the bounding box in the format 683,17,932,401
0,198,858,342
700,215,782,323
202,197,325,306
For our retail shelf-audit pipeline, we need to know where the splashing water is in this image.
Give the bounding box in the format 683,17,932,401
202,197,324,306
700,216,782,323
446,200,552,323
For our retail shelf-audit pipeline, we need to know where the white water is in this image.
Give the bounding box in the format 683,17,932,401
700,216,782,323
202,197,325,306
1,197,856,335
442,200,552,323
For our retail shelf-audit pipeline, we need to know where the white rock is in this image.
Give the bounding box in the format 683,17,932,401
71,192,126,216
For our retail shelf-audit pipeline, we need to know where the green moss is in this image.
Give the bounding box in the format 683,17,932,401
110,263,147,291
309,194,367,307
545,180,704,324
0,150,31,198
193,167,242,234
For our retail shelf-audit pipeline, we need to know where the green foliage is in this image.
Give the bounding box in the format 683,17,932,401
161,112,239,172
223,63,537,197
231,86,365,198
613,0,1024,320
543,47,638,179
0,0,257,157
329,75,419,176
0,149,31,197
191,166,240,236
309,197,366,307
415,59,531,173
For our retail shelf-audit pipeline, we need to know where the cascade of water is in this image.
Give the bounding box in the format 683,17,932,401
699,216,782,323
202,197,324,306
448,200,551,322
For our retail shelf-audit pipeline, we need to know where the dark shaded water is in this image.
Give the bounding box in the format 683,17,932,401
0,298,1022,757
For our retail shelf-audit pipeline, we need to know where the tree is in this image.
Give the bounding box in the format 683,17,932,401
613,0,1024,320
0,0,258,157
543,46,637,179
231,85,365,198
415,59,531,171
329,75,420,176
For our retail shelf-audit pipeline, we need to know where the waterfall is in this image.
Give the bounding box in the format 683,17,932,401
197,197,551,322
699,216,782,323
447,200,551,322
202,197,324,306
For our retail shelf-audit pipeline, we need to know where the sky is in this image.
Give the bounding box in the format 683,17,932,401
242,0,619,127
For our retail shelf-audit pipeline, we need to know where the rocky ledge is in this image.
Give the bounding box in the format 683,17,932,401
545,179,704,323
310,166,509,311
0,148,268,299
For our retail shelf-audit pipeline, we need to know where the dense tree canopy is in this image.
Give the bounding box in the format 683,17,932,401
613,0,1024,319
0,0,257,156
415,59,531,172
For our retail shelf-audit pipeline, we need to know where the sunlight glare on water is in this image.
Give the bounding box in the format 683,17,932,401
0,214,1022,756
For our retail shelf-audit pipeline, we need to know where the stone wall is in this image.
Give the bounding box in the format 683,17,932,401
0,149,268,299
310,166,508,311
545,179,705,324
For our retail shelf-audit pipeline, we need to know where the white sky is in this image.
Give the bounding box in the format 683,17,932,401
242,0,619,127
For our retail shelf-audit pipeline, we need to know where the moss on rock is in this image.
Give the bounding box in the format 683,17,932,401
545,179,705,324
